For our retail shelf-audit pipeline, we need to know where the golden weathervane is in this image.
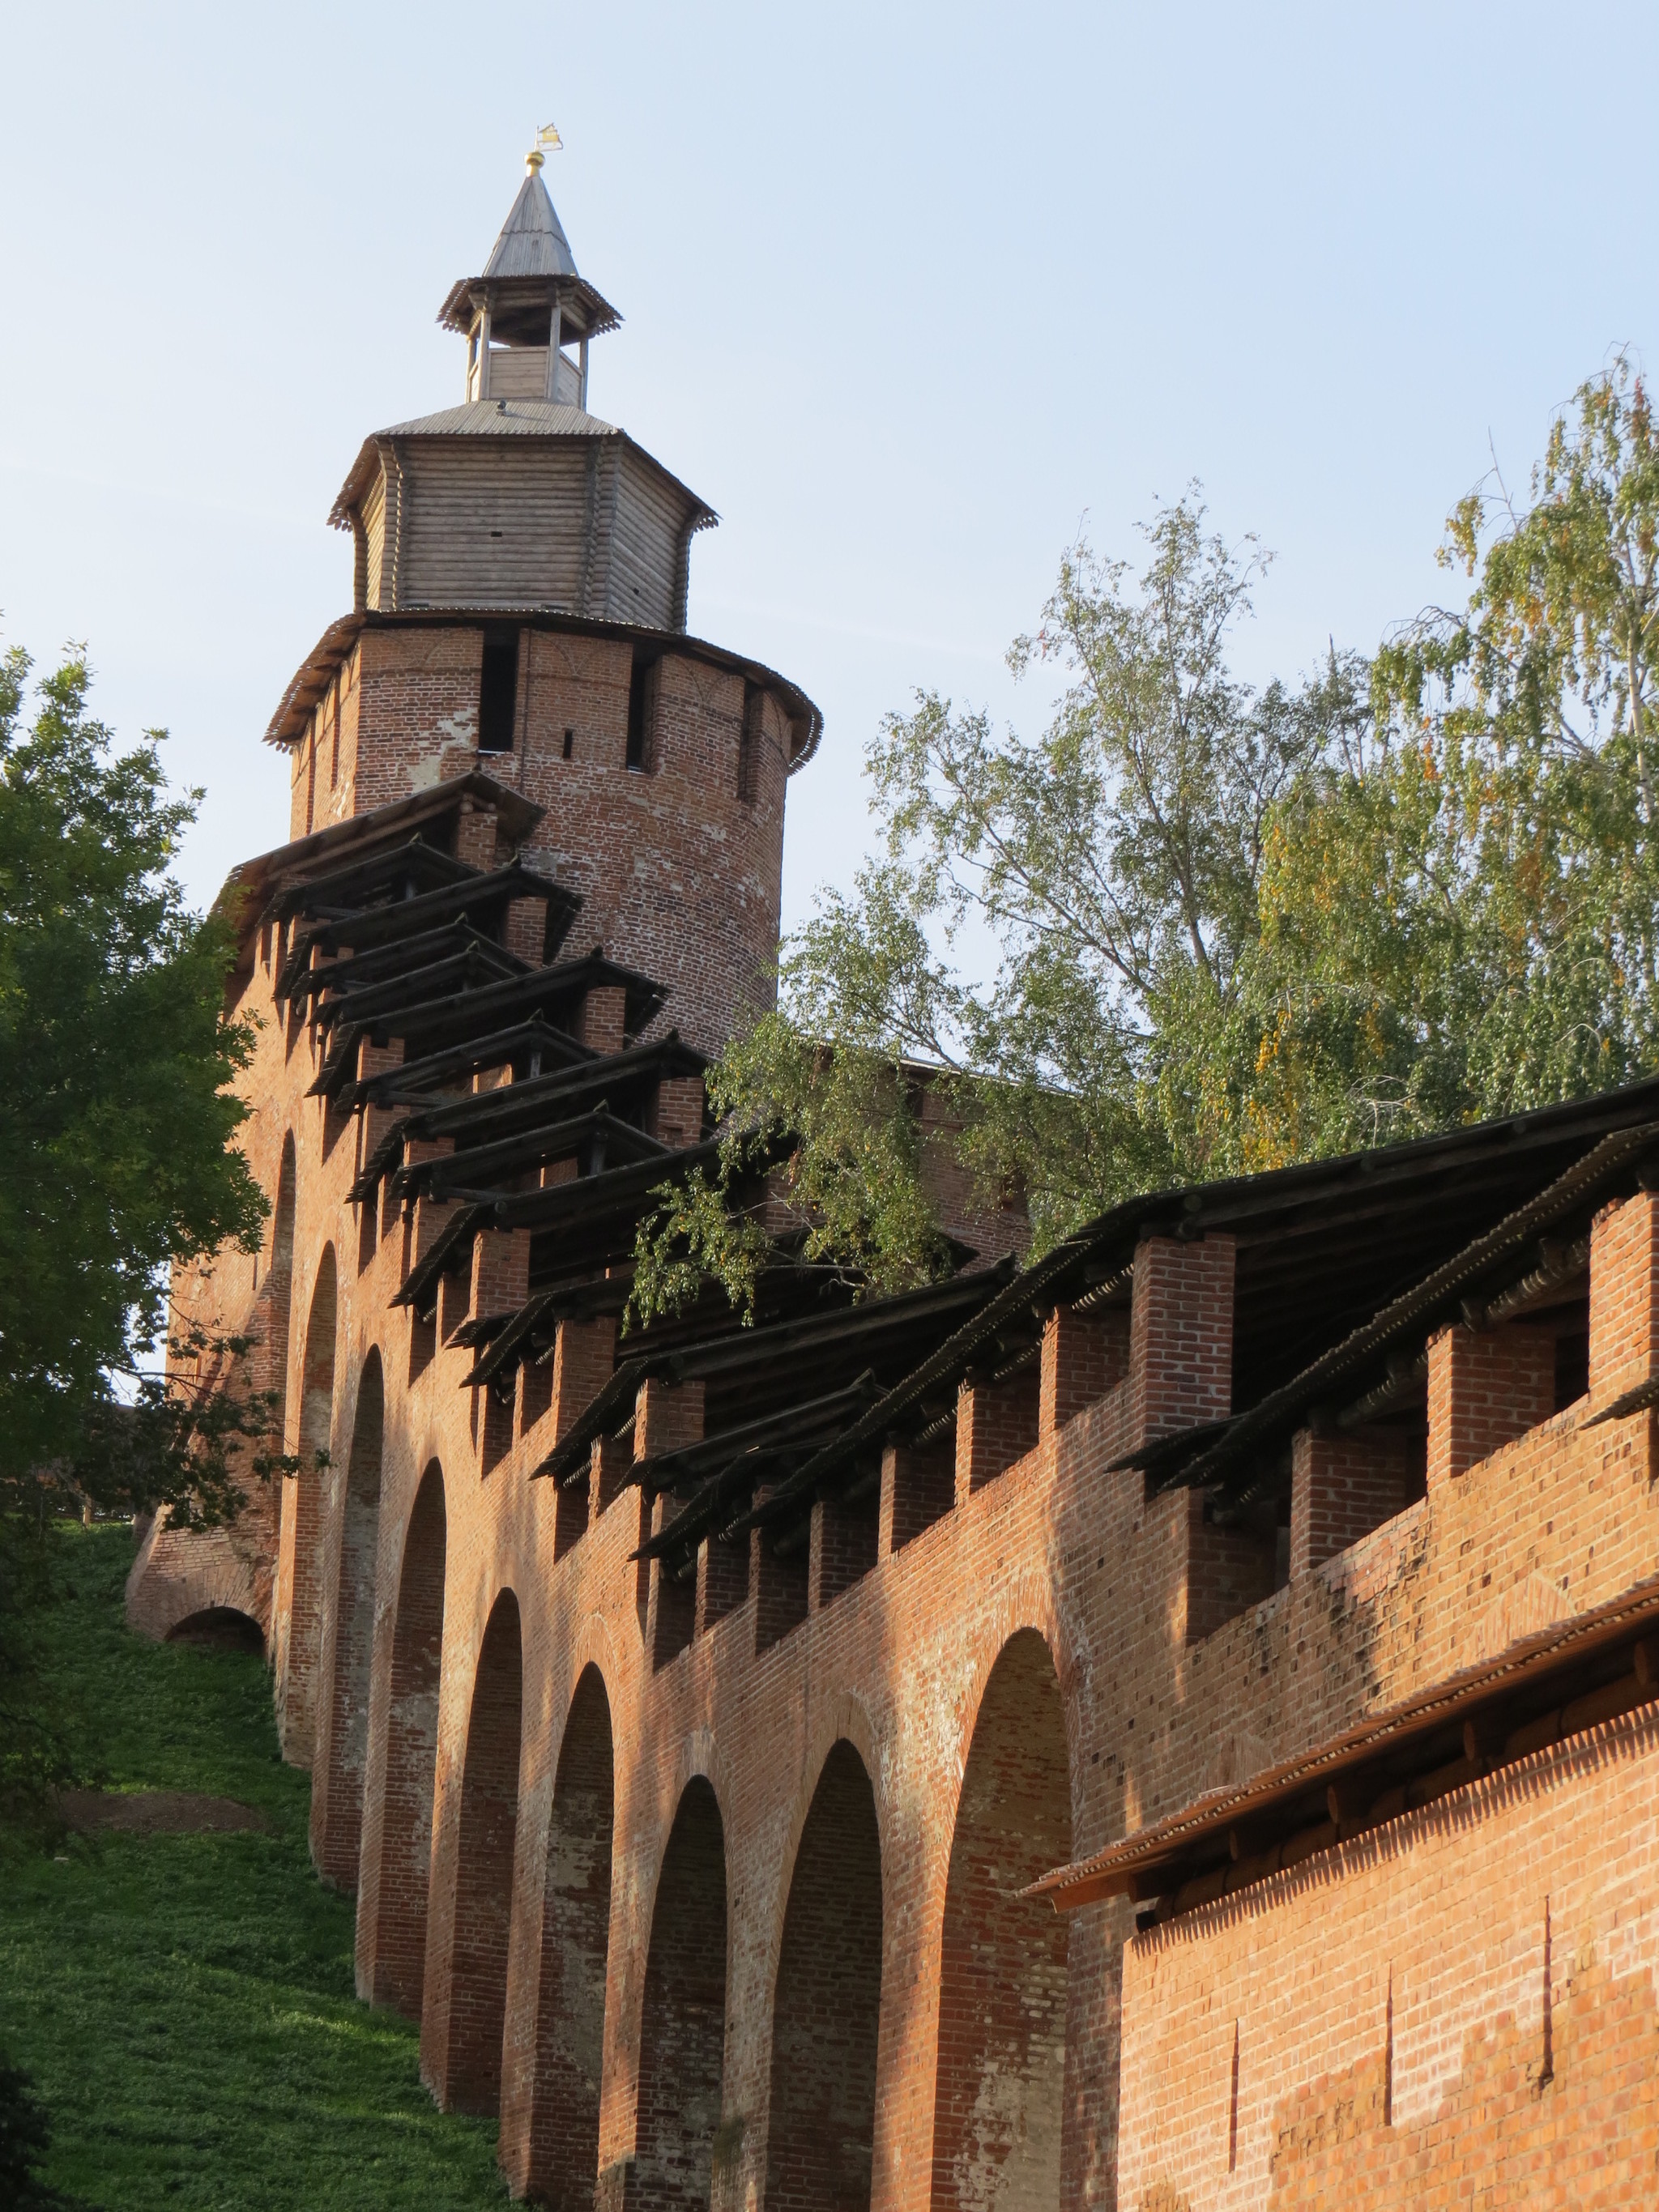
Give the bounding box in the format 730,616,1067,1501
527,123,562,172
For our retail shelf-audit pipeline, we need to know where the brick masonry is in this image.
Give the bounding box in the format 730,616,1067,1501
128,590,1659,2211
291,625,793,1059
1117,1704,1659,2209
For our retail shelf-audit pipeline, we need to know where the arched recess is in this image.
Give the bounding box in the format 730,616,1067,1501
164,1606,266,1654
930,1630,1073,2212
277,1244,336,1766
261,1136,296,1564
634,1776,729,2212
365,1458,447,2017
766,1741,884,2212
519,1664,615,2204
313,1349,385,1888
446,1588,525,2114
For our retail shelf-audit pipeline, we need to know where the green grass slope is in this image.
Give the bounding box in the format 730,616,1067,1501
0,1524,506,2210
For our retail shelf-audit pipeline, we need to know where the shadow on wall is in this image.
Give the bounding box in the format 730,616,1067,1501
276,1243,338,1767
932,1628,1073,2212
516,1663,615,2203
634,1776,728,2212
766,1740,885,2212
362,1458,448,2018
445,1588,524,2116
313,1349,385,1889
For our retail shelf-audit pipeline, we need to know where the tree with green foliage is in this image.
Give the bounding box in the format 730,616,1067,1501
632,356,1659,1322
0,645,268,1494
0,645,293,1835
1254,351,1659,1155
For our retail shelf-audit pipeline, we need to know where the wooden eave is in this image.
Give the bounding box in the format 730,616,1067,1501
398,1105,670,1207
347,1113,416,1207
312,941,530,1034
1115,1121,1654,1508
309,952,669,1098
345,1016,592,1115
1030,1573,1659,1920
394,1139,723,1321
217,773,544,967
275,859,582,995
263,608,823,770
490,1136,720,1237
463,1291,561,1391
391,1204,485,1315
534,1265,1012,1490
637,1375,892,1566
347,1033,705,1208
437,271,621,343
289,921,515,1009
408,1033,705,1140
784,1078,1659,1514
267,834,480,924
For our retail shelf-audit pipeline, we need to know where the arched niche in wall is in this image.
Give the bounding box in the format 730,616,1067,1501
262,1134,297,1560
362,1458,447,2018
313,1348,385,1888
930,1629,1073,2212
766,1739,885,2212
444,1588,524,2115
277,1242,337,1767
634,1775,729,2212
515,1663,615,2203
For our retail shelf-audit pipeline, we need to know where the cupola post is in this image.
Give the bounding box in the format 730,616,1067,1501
439,138,621,416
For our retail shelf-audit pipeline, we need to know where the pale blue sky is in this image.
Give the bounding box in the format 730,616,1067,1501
3,2,1656,940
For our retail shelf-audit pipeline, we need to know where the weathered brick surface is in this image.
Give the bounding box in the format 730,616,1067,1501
956,1367,1040,1497
1427,1321,1555,1488
425,1588,524,2114
355,1456,446,2015
291,626,791,1058
1117,1703,1659,2210
1288,1428,1420,1579
1589,1188,1659,1400
309,1349,385,1887
136,603,1659,2212
766,1742,884,2212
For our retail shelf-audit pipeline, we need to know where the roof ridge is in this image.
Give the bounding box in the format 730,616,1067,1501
484,165,578,281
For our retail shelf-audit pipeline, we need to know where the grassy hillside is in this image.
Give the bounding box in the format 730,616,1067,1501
0,1524,505,2210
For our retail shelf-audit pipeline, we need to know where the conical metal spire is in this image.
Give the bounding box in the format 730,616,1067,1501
483,160,578,282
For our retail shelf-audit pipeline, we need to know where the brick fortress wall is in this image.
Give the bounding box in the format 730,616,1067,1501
128,617,1659,2211
129,912,1659,2210
288,623,791,1058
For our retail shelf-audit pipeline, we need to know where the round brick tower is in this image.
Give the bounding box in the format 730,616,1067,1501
268,147,820,1056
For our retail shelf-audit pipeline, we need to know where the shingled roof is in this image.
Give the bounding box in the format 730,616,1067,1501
484,165,578,279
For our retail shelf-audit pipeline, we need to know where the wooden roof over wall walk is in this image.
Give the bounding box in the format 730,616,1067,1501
217,770,544,972
773,1080,1659,1532
1030,1573,1659,1923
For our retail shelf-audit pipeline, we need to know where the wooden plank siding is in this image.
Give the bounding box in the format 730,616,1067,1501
360,471,387,613
352,429,703,630
396,444,595,611
604,447,697,629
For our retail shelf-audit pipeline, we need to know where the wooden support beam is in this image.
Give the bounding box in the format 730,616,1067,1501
546,301,562,401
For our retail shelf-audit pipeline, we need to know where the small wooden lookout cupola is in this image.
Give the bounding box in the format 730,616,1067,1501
329,148,716,629
437,147,620,410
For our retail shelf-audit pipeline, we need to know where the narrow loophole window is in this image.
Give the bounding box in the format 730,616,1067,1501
562,727,574,760
479,624,520,754
626,650,660,773
739,680,763,804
